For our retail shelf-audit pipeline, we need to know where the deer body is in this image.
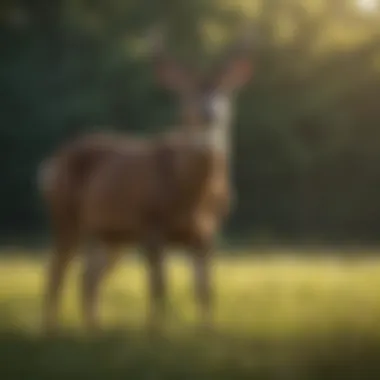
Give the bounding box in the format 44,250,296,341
40,31,253,332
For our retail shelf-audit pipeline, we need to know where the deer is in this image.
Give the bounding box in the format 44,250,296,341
38,28,253,333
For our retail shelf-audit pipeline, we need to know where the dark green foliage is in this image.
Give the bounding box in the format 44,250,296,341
1,0,380,243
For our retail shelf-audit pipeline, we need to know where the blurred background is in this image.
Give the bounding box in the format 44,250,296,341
2,0,380,247
2,1,380,379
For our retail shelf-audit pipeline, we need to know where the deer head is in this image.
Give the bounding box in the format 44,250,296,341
148,26,254,148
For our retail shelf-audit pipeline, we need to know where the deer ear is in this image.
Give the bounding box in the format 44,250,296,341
215,57,253,93
147,26,193,93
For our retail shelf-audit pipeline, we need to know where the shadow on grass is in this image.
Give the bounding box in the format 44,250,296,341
0,327,380,379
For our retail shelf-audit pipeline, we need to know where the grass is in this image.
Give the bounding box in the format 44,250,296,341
0,250,380,379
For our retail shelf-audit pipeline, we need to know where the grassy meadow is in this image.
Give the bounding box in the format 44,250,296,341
0,249,380,379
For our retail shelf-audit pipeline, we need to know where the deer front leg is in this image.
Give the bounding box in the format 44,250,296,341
143,239,167,333
189,213,219,332
192,242,214,331
81,242,120,332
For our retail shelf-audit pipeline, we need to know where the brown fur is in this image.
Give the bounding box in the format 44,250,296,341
39,32,253,332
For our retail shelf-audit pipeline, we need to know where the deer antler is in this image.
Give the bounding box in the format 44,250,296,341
211,23,255,92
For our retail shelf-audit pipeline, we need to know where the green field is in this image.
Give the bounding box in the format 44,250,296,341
0,251,380,379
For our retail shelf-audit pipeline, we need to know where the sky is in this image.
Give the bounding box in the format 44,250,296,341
357,0,378,12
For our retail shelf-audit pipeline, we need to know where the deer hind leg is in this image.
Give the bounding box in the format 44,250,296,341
143,237,167,333
81,241,121,332
192,240,215,331
43,232,77,333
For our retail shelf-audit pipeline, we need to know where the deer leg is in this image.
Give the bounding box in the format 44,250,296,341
192,243,214,331
81,242,120,332
43,235,76,333
143,239,167,332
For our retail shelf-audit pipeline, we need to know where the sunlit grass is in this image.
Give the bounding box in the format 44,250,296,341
0,250,380,378
0,252,380,334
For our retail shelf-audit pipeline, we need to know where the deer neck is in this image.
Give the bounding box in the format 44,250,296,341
191,118,231,152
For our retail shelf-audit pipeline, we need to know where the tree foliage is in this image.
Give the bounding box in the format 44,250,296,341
1,0,380,243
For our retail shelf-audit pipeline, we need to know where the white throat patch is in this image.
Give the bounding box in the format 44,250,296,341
190,128,229,153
